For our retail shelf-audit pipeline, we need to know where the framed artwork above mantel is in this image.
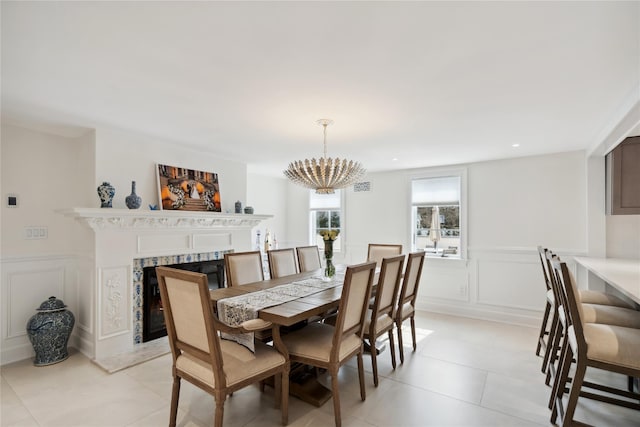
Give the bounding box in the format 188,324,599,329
156,163,221,212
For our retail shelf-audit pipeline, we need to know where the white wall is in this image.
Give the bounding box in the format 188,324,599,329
1,124,92,364
607,215,640,259
1,123,250,364
282,150,589,326
1,124,93,257
94,126,246,213
247,173,288,250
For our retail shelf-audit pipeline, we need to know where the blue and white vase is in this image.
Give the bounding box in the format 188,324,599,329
125,181,142,209
97,182,115,208
26,297,75,366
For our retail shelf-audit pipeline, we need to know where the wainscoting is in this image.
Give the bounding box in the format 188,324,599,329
1,255,79,365
417,247,583,328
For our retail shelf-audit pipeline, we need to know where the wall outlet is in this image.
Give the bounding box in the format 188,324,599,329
24,226,48,240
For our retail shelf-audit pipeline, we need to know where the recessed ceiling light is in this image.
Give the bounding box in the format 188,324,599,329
392,157,398,161
512,144,520,148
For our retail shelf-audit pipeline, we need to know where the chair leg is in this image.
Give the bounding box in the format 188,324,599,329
536,301,551,356
562,359,586,427
541,309,559,374
357,352,366,401
330,367,342,427
214,392,226,427
281,370,289,425
274,373,281,409
397,321,405,364
410,316,417,352
169,376,181,427
370,337,379,387
549,339,571,411
388,329,397,370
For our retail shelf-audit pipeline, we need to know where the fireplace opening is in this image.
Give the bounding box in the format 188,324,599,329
142,259,225,342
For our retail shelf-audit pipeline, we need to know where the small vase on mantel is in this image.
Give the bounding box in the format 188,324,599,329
97,182,115,208
125,181,142,209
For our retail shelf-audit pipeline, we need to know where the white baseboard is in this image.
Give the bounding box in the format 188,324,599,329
417,301,541,329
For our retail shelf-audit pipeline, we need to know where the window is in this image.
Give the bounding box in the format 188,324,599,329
310,189,342,252
411,173,465,258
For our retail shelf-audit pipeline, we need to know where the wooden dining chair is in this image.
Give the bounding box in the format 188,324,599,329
367,243,403,269
281,261,376,427
548,259,640,426
363,254,405,386
155,266,290,427
224,251,264,287
268,248,298,279
296,245,322,272
395,251,426,363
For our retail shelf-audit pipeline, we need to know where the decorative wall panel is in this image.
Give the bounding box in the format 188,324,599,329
99,267,130,339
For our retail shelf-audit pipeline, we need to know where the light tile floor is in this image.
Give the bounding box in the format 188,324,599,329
2,312,639,426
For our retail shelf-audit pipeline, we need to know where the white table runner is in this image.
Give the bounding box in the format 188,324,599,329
217,274,345,351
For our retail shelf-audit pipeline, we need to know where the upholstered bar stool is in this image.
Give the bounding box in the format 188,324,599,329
542,250,640,382
548,260,640,427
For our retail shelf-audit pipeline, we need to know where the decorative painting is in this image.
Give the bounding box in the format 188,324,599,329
156,164,221,212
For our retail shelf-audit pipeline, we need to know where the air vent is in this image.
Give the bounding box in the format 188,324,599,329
353,182,371,192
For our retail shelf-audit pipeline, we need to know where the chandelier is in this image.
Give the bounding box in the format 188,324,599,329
284,119,366,194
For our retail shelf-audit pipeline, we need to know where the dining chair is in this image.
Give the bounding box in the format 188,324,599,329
363,254,405,386
224,251,264,287
281,261,376,427
367,243,403,269
296,245,322,272
395,251,426,364
155,266,289,427
542,250,640,385
268,248,298,279
548,259,640,426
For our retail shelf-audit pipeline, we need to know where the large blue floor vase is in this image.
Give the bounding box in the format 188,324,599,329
26,297,75,366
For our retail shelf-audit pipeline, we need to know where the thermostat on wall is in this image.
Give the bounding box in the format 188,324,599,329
6,194,18,208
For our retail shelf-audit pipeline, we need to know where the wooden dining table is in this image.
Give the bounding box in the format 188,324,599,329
209,268,350,407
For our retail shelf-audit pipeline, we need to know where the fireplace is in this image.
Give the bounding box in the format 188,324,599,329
62,207,271,361
142,259,225,342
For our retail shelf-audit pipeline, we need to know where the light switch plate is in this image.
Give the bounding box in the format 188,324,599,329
7,194,18,208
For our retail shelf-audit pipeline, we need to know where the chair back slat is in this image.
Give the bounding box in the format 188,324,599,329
331,262,376,360
156,266,225,385
296,246,322,272
551,258,587,352
367,244,403,269
537,246,552,292
268,248,298,278
374,255,405,318
398,251,426,307
225,251,264,287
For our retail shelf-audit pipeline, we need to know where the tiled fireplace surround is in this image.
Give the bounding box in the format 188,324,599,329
63,208,271,362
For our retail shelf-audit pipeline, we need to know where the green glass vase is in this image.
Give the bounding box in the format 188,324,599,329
324,240,335,278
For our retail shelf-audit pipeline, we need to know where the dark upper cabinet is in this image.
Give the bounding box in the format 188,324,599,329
607,136,640,215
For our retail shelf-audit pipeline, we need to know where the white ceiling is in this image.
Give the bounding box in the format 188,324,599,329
2,1,639,176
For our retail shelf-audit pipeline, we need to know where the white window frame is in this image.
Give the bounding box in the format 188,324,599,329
309,189,344,253
408,167,468,260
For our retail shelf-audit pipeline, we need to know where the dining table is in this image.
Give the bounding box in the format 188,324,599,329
210,268,353,407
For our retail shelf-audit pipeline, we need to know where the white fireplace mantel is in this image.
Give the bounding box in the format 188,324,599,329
60,208,272,230
59,207,272,362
